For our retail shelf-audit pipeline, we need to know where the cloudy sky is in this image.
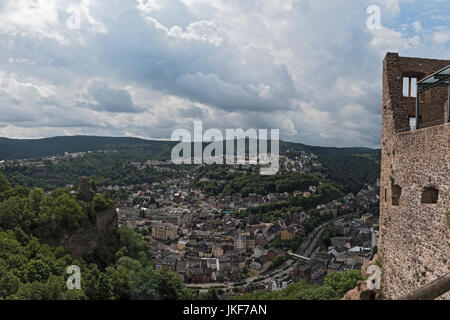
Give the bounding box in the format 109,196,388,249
0,0,448,147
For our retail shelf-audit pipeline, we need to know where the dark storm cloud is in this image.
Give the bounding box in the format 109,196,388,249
80,80,146,113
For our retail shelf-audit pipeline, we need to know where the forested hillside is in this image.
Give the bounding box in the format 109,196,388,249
0,174,192,300
0,136,175,160
0,136,380,194
281,141,380,193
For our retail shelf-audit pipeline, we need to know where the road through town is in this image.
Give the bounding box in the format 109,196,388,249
186,212,356,292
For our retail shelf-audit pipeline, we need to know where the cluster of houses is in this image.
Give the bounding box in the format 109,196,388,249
118,204,296,283
295,215,377,278
110,154,380,291
0,149,117,168
280,151,322,172
241,213,379,294
116,176,380,288
113,177,317,213
0,145,382,296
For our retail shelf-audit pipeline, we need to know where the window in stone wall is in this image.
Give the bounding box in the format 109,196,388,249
421,187,439,204
403,77,417,97
392,150,399,161
391,184,401,206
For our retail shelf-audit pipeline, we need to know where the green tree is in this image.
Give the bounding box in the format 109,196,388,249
157,268,193,300
0,173,11,193
28,188,44,214
117,226,150,260
25,259,51,283
92,194,114,212
292,284,337,300
107,264,131,300
130,266,160,300
0,270,20,298
83,265,113,300
324,270,362,298
0,197,35,232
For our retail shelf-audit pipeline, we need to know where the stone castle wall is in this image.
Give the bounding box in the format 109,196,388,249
380,53,449,299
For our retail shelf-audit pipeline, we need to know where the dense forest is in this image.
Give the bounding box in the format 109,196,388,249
0,136,176,161
280,141,380,194
0,173,192,300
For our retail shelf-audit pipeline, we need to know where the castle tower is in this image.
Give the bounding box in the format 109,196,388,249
379,53,449,299
78,176,93,202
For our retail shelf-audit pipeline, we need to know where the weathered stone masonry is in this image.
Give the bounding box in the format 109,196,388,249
379,53,449,299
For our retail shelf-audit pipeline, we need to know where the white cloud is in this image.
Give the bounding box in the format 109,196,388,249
432,28,450,44
335,78,369,98
0,0,107,45
0,0,64,43
413,20,422,32
369,26,421,57
375,0,416,17
0,70,55,99
0,0,448,148
167,20,224,46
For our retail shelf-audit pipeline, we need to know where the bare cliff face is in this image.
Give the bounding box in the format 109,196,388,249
38,205,118,258
57,206,118,258
46,177,119,258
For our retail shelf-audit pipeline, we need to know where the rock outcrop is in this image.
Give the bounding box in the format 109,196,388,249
42,177,118,258
342,254,383,300
58,206,118,258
